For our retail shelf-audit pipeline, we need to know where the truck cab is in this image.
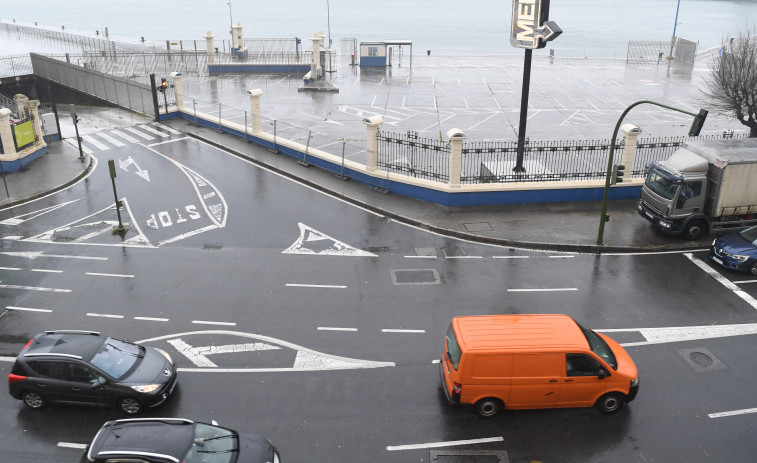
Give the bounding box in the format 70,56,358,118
639,150,709,240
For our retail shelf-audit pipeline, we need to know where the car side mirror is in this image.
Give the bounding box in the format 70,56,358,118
598,369,608,379
96,376,107,386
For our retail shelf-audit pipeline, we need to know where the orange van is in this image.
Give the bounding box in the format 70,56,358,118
440,314,639,417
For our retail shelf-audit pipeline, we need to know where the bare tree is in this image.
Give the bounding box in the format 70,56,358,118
702,26,757,137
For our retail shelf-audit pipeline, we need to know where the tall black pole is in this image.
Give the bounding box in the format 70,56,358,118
514,48,532,173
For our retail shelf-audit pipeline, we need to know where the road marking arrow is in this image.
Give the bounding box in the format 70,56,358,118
167,338,280,367
119,156,150,182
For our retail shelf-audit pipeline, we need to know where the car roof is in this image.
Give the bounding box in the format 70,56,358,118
90,419,197,462
452,314,589,351
26,331,105,360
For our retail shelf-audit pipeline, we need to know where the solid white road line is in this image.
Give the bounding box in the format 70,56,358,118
286,283,347,289
507,288,578,292
708,408,757,418
686,253,757,310
192,320,237,326
7,306,52,312
85,272,134,278
387,436,504,451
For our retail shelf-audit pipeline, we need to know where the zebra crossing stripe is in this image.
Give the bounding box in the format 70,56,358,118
83,135,109,150
139,125,171,137
151,122,182,135
124,126,155,140
111,129,140,144
96,132,126,147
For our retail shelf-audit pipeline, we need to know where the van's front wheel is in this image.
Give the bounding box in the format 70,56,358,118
475,398,502,418
595,392,625,414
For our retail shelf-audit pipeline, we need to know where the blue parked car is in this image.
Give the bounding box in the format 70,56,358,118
710,225,757,274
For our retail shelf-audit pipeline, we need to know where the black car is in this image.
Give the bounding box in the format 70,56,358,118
8,330,177,414
81,418,281,463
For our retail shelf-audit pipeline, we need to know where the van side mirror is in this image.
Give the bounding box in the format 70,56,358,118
598,369,608,379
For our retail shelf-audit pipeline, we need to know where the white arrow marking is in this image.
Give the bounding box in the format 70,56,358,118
283,223,377,257
141,330,395,372
167,338,281,367
119,156,150,182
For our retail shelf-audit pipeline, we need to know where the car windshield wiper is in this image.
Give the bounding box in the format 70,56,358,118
196,449,238,454
195,434,235,444
106,342,143,358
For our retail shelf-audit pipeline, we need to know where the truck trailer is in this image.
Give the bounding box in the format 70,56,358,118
638,138,757,240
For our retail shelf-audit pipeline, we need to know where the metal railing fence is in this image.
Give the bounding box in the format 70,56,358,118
378,130,450,182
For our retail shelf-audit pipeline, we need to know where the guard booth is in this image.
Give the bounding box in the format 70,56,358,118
359,42,387,67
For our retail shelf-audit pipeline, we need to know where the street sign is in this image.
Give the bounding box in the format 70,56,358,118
510,0,561,49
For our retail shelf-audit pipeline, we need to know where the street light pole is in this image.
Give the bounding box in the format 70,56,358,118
669,0,681,59
227,0,234,46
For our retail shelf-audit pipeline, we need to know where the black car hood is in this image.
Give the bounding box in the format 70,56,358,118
122,347,173,384
237,432,276,463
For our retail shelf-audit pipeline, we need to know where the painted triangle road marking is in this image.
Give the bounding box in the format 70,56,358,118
167,338,280,368
283,222,377,257
0,199,81,226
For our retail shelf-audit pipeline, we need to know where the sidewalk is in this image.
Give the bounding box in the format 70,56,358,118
0,113,712,253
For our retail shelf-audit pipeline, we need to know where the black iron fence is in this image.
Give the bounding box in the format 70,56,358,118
377,131,749,185
378,130,450,182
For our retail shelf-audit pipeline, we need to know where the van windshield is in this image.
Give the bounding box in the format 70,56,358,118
446,324,462,370
578,324,617,370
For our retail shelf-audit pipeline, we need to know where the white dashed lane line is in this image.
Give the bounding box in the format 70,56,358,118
87,313,125,319
286,283,347,289
7,306,52,313
192,320,237,326
709,407,757,418
85,272,135,278
58,442,87,450
318,327,358,332
507,288,578,292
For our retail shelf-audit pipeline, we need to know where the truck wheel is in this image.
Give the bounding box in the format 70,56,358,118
595,392,625,414
475,398,503,418
683,221,706,241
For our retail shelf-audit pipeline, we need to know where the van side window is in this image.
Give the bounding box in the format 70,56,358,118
566,354,603,377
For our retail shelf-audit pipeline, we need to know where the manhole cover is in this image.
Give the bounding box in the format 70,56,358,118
391,269,440,285
689,352,713,367
677,347,726,372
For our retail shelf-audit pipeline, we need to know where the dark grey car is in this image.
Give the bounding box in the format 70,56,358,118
7,330,177,414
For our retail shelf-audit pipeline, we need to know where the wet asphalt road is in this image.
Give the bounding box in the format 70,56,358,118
1,131,756,462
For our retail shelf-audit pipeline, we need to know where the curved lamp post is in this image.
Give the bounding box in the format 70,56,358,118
596,100,708,245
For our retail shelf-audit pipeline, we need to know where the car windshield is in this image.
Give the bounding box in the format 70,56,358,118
738,225,757,244
645,168,681,200
182,423,239,463
89,338,142,379
446,324,462,370
577,323,618,370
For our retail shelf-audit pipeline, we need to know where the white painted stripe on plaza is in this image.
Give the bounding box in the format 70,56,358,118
87,313,125,319
192,320,237,326
124,126,155,140
599,323,757,347
134,316,169,322
7,306,53,312
318,327,358,331
57,442,88,450
0,282,71,292
381,329,426,333
95,131,126,147
83,135,109,150
32,268,63,273
0,266,21,271
708,408,757,419
387,436,504,451
85,272,135,278
507,288,578,292
140,330,395,372
286,283,347,289
686,253,757,310
110,129,140,143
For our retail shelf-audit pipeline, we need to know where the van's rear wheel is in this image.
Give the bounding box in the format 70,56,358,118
595,392,625,414
475,398,502,418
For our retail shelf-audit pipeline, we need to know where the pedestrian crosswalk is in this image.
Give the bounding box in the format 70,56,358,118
73,123,182,154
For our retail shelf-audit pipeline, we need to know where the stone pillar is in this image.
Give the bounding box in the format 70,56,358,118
363,115,383,173
620,123,642,175
204,31,216,65
13,94,29,115
232,22,244,50
447,128,467,188
0,108,17,156
27,100,44,146
170,72,184,110
246,89,264,133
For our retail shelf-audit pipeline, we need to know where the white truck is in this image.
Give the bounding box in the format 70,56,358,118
638,138,757,240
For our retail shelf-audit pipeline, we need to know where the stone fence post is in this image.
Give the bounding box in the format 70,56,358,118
362,115,383,172
0,108,17,157
170,72,184,110
447,128,467,188
204,31,216,65
620,123,642,175
246,89,263,133
27,100,44,145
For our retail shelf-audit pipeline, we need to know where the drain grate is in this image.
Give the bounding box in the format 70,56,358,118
430,450,509,463
391,269,440,285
